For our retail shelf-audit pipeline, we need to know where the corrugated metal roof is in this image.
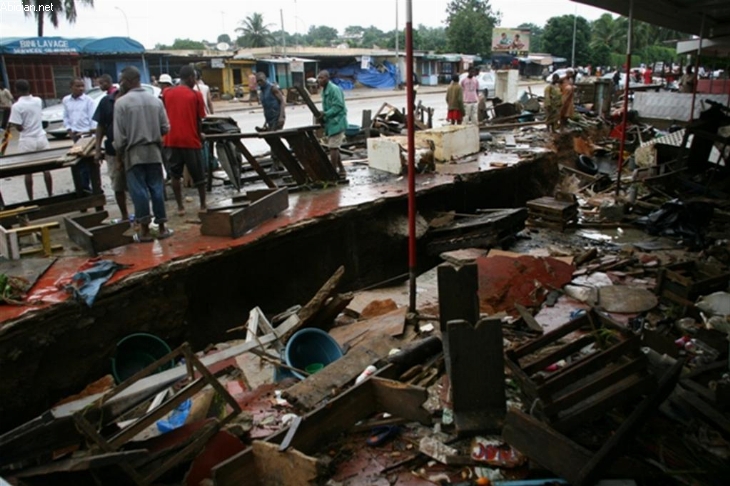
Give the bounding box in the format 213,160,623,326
572,0,730,37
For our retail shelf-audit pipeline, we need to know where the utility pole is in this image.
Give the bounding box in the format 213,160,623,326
395,0,400,86
280,9,286,56
571,7,577,67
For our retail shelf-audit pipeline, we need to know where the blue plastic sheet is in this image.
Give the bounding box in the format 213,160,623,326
330,60,397,90
157,398,192,433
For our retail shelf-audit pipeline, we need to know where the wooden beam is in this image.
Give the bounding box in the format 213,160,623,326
253,441,328,486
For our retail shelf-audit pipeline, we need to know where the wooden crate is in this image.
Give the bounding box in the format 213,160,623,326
656,260,730,302
200,188,289,238
505,311,653,434
64,211,133,256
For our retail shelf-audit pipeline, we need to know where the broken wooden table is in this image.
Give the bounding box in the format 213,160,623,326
0,145,105,219
526,196,578,231
503,358,684,486
73,342,241,486
427,208,528,255
204,126,342,190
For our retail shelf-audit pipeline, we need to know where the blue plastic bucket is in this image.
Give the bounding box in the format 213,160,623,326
112,333,174,384
284,328,343,379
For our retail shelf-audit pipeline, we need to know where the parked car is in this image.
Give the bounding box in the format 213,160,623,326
458,71,496,95
41,83,161,139
543,68,584,83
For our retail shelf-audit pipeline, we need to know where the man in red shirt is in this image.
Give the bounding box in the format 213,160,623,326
163,65,207,215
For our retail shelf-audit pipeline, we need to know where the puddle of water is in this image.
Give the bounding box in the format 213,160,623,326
576,227,650,245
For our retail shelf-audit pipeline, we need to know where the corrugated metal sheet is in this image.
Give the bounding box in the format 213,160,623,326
633,92,729,121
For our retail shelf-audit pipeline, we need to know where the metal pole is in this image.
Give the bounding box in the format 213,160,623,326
395,0,400,86
115,7,129,37
280,9,286,57
571,7,577,67
689,15,705,123
615,0,633,198
406,0,416,313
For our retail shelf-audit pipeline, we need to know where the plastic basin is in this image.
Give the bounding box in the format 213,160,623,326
284,328,343,380
112,333,174,384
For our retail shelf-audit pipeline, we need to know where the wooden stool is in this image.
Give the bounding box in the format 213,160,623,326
0,221,61,259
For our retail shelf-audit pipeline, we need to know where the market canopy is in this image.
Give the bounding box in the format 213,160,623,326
0,37,145,55
571,0,730,37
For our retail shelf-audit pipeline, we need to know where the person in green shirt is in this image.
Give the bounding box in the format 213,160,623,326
317,70,348,176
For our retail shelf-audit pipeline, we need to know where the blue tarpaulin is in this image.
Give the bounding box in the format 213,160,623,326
0,37,145,55
331,60,396,90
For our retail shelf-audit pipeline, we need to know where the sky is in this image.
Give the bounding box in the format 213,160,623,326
0,0,609,49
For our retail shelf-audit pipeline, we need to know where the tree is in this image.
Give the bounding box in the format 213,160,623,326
155,38,207,50
361,26,387,48
517,23,543,53
306,25,339,47
417,25,448,52
445,0,500,55
21,0,94,37
235,13,275,48
543,15,592,66
217,34,231,44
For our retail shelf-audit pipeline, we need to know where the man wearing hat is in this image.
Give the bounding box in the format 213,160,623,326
158,74,174,102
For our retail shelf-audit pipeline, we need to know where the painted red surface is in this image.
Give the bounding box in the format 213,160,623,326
476,255,575,314
184,430,246,486
0,172,457,324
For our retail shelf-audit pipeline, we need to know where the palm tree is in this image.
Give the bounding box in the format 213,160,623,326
235,13,275,48
21,0,94,37
590,14,626,53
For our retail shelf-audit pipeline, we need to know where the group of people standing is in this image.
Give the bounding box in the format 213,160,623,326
543,70,576,132
445,68,487,126
3,65,349,242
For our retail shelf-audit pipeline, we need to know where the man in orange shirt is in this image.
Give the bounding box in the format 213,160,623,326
163,65,207,215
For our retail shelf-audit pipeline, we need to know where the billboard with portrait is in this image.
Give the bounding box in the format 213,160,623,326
492,28,531,55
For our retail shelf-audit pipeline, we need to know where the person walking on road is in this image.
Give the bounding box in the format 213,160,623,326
460,68,479,125
113,66,171,242
317,70,348,176
445,74,464,125
163,65,207,215
8,79,52,200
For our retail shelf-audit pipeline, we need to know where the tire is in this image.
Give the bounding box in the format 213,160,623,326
577,154,599,175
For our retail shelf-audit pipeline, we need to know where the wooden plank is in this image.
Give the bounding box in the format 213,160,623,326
676,386,730,436
371,377,431,424
229,188,288,238
543,357,648,416
538,337,641,398
293,85,322,119
262,136,309,185
295,266,344,334
283,131,336,182
278,415,302,452
2,193,106,221
282,333,398,411
575,359,684,486
522,335,596,376
253,441,327,486
230,139,277,189
515,303,544,333
213,376,378,485
510,313,590,360
553,373,654,433
447,318,506,435
437,263,479,333
304,130,339,180
503,409,593,483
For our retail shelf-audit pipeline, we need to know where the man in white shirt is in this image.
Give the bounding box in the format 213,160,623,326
8,79,52,200
0,81,14,132
194,71,214,115
63,77,97,192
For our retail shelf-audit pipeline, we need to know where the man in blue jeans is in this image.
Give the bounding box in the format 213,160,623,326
113,66,172,242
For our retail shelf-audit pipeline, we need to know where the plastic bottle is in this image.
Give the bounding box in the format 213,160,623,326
355,365,377,384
